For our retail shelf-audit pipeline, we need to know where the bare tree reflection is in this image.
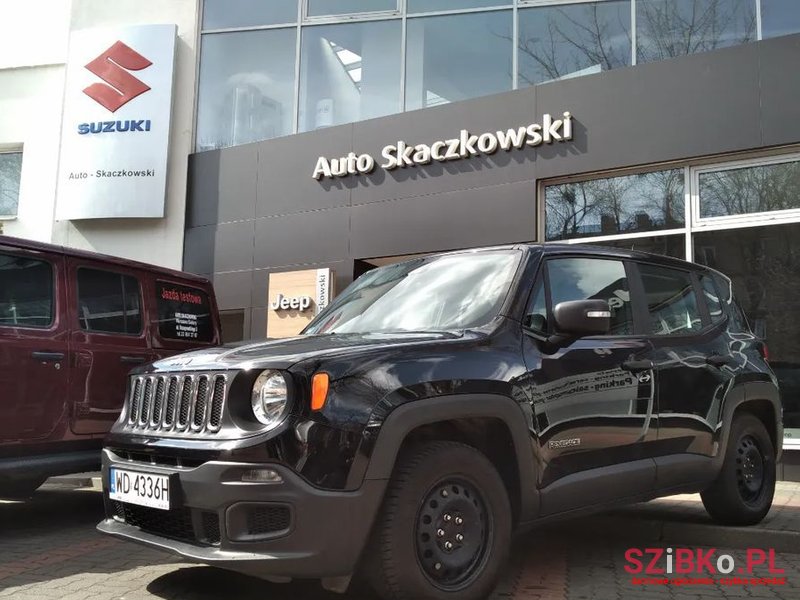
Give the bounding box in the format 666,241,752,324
0,152,22,217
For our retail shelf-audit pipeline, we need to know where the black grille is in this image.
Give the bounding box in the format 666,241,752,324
193,377,209,429
178,376,193,428
164,377,178,427
139,378,153,426
246,505,291,535
112,501,220,546
151,378,165,426
128,379,141,425
209,377,225,430
201,511,221,545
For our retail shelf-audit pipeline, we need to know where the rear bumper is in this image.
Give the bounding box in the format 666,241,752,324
97,449,386,579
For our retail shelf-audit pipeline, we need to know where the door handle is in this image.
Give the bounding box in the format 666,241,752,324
120,356,147,364
31,351,65,362
621,359,653,372
706,354,731,368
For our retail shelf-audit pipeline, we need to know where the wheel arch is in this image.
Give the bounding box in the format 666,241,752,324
362,394,539,523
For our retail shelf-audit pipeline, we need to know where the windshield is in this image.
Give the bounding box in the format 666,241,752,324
304,250,521,335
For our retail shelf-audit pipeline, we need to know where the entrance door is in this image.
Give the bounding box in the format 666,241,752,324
67,261,152,435
522,256,657,514
0,247,69,442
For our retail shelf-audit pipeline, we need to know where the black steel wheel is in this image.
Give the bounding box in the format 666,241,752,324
415,479,491,591
361,441,511,600
702,413,776,526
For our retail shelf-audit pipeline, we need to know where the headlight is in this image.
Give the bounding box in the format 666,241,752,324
251,370,289,428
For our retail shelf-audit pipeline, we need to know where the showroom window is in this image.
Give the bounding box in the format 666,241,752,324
0,151,22,218
198,0,797,150
518,0,632,87
299,20,402,131
545,168,685,241
695,157,800,222
636,0,757,63
405,11,513,111
196,29,297,151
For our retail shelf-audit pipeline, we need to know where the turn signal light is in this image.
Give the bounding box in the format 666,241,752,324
311,373,330,411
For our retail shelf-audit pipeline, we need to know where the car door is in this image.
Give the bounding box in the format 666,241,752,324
68,261,153,435
521,255,657,515
0,246,69,442
634,262,735,482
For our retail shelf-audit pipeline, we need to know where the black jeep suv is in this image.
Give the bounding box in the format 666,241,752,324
98,245,782,600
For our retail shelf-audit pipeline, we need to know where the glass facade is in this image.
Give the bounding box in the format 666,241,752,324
544,152,800,447
406,12,513,111
636,0,756,63
545,169,685,241
0,151,22,218
198,0,800,151
299,20,402,131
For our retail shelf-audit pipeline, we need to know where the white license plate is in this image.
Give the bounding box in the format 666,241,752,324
109,468,170,510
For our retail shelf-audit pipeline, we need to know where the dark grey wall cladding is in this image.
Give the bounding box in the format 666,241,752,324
183,34,800,340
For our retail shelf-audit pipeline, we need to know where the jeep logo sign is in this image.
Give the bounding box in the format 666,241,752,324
270,294,312,312
312,112,573,180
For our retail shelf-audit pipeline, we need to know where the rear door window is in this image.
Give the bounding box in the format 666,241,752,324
700,274,724,324
77,268,142,335
638,264,702,335
156,281,213,342
0,253,54,328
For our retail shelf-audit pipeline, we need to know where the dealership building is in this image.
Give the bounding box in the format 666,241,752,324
1,0,800,477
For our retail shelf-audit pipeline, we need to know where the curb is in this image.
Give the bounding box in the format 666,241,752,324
551,514,800,553
45,474,103,491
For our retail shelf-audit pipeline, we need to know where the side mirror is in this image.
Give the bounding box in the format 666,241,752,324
552,299,611,336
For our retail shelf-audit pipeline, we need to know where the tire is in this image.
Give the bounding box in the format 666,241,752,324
701,413,776,526
362,441,512,600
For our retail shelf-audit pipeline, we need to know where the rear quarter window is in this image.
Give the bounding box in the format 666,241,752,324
156,281,214,343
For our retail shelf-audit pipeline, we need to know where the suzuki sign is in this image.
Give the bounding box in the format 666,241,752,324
56,25,177,220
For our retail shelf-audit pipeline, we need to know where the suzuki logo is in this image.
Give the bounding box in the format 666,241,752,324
83,41,152,112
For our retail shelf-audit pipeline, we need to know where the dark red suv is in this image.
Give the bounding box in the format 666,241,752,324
0,235,221,497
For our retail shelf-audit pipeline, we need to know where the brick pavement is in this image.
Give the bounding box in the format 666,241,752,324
0,485,798,600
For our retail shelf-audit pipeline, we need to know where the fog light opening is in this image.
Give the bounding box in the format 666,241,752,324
241,469,283,484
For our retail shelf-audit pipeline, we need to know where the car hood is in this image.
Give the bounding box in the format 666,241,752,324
146,331,468,373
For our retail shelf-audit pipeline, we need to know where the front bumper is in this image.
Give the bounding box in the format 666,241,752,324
97,449,386,579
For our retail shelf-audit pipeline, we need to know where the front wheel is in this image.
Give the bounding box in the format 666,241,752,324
362,441,512,600
701,413,776,526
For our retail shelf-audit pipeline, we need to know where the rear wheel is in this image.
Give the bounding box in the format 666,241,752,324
701,413,775,525
362,441,511,600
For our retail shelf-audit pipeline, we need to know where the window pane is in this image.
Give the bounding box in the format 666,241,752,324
518,1,631,87
700,275,724,323
694,222,800,435
203,0,297,29
307,0,396,17
123,275,142,335
409,0,510,13
525,284,548,333
762,0,800,39
698,160,800,218
196,29,296,151
545,169,685,241
78,269,142,335
0,254,53,328
590,234,686,259
299,20,401,132
636,0,756,64
639,264,702,335
406,11,512,111
157,281,215,342
548,258,633,334
0,152,22,217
